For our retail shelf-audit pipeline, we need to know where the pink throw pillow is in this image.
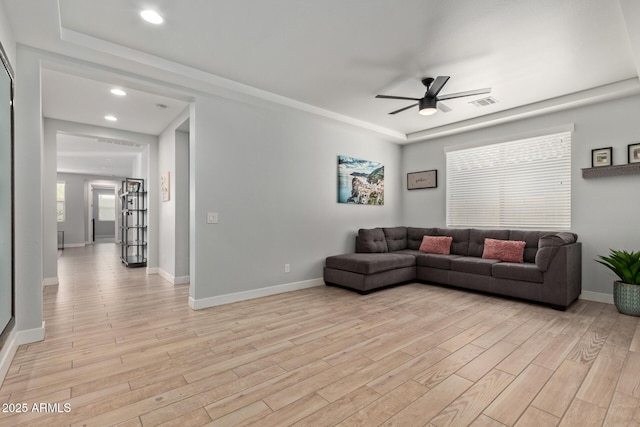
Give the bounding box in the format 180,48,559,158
419,236,453,255
482,238,526,263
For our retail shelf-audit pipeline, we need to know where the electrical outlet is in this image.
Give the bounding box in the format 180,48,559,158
284,264,290,273
207,212,218,224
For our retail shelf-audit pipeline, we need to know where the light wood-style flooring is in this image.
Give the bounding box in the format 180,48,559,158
1,243,640,426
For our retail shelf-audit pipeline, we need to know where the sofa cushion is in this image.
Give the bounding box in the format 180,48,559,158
407,227,439,250
437,228,470,256
416,253,462,270
492,263,543,283
468,229,510,258
508,230,549,263
419,236,453,254
325,253,415,275
383,227,408,251
356,228,388,253
450,257,501,276
482,238,526,263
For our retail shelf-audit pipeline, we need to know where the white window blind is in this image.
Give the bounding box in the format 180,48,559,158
446,131,571,229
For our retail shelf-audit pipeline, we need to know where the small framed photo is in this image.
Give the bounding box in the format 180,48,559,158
628,143,640,164
592,147,612,167
407,169,437,190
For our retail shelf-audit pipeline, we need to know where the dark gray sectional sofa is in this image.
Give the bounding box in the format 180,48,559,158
324,227,582,310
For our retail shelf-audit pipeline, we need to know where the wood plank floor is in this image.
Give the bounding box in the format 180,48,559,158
1,243,640,426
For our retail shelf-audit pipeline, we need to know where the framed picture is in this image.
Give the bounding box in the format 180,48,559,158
160,172,170,202
407,170,437,190
591,147,612,167
337,156,384,205
628,143,640,164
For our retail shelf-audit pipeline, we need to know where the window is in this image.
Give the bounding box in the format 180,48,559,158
446,131,571,229
56,182,65,222
98,193,115,221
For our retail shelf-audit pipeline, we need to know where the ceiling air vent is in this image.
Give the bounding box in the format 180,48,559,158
469,96,498,107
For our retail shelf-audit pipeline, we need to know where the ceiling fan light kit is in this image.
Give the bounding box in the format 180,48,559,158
418,97,437,115
376,76,491,116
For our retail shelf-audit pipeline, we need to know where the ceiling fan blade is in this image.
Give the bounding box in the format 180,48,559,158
426,76,450,98
437,102,452,113
389,103,418,115
437,88,491,101
376,94,421,101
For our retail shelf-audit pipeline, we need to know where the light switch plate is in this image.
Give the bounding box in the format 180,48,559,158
207,212,219,224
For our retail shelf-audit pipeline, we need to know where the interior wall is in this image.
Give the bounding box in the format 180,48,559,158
190,95,402,303
158,109,190,282
402,93,640,298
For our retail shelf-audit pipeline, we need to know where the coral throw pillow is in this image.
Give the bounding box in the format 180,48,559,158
419,236,453,255
482,238,526,263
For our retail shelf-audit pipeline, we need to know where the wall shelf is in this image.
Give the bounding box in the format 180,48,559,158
581,163,640,179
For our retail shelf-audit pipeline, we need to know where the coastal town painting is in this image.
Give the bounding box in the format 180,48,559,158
337,155,384,205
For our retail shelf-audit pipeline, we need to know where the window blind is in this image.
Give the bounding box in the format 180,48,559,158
446,131,571,229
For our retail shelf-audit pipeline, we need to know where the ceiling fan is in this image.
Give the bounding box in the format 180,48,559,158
376,76,491,116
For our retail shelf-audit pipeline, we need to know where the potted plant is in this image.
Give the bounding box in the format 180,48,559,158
596,249,640,316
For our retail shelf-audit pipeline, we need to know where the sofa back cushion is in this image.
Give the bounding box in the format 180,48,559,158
468,229,510,258
383,227,408,251
407,227,438,250
437,228,470,255
356,228,388,253
509,230,550,263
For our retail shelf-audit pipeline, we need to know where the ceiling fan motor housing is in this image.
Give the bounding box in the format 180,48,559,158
419,97,437,115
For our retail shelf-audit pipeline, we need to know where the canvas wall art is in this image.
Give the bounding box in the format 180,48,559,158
338,155,384,205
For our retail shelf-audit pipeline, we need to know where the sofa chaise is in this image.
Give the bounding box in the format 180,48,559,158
323,227,582,310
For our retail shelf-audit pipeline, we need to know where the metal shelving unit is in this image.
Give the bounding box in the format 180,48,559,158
120,178,147,267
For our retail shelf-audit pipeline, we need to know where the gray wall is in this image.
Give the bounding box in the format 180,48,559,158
402,93,640,297
189,95,402,301
158,108,191,282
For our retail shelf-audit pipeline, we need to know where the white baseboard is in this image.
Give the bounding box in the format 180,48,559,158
0,321,45,387
579,290,614,305
146,267,159,275
42,277,59,287
189,278,324,310
0,329,17,387
158,269,190,285
64,243,86,248
18,321,46,345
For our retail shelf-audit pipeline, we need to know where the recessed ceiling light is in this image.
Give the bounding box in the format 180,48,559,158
110,88,127,96
140,9,164,24
105,115,118,122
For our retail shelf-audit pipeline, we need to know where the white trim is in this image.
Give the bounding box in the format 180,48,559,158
17,322,46,345
146,267,159,275
63,243,86,248
158,269,190,285
42,277,59,287
174,275,190,285
0,329,18,387
579,291,614,305
189,278,324,310
0,322,46,386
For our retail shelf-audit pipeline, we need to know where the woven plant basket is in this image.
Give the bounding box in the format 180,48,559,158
614,281,640,316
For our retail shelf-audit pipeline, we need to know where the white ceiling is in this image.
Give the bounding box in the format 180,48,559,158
3,0,640,172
